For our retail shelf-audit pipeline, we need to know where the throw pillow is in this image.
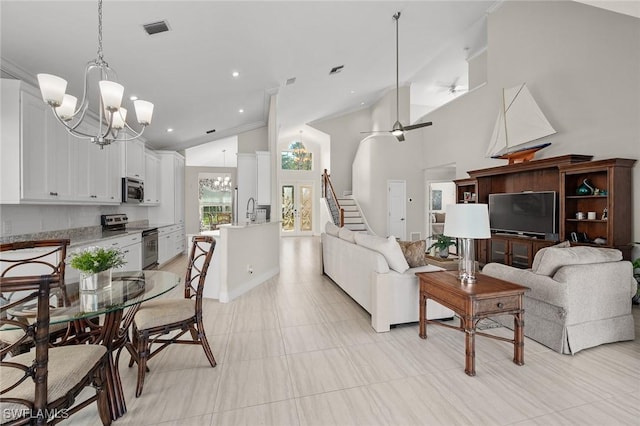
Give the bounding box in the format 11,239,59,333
354,233,409,273
531,241,570,272
338,226,356,243
325,221,340,237
434,212,446,223
533,246,622,276
397,240,427,268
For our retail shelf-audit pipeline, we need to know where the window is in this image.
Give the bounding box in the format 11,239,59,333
281,141,312,171
199,173,233,231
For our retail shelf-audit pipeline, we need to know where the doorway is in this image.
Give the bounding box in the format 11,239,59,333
281,181,314,236
387,180,406,240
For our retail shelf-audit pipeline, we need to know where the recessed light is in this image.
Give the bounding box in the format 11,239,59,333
350,90,356,94
238,108,244,113
130,95,138,101
232,71,240,78
360,102,365,106
167,128,174,132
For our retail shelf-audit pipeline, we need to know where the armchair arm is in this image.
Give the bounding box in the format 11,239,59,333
482,263,563,303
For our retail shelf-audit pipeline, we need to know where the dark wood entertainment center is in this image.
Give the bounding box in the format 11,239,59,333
454,154,636,266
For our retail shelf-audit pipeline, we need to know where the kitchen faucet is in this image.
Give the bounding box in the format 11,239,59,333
246,197,256,222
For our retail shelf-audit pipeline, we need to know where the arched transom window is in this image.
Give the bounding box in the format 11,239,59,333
281,141,312,171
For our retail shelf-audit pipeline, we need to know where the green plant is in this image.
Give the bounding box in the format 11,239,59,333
633,257,640,299
428,234,457,251
69,246,125,274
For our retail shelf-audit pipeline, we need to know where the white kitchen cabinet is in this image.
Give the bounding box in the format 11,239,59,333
256,151,271,205
124,139,145,180
144,149,160,205
0,78,120,205
74,119,121,204
0,80,74,203
149,151,185,225
158,224,185,265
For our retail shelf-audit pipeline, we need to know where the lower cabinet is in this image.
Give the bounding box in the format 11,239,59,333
158,224,185,266
488,236,554,269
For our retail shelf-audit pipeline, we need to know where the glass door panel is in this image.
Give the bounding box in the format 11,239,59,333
281,185,295,232
281,181,314,235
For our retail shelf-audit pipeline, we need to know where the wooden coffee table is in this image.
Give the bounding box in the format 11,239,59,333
416,271,528,376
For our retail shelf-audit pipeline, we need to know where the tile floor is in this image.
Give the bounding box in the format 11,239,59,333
68,236,640,425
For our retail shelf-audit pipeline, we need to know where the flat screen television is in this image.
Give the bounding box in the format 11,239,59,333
488,191,557,237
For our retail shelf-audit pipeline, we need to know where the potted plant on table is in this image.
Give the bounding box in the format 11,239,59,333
428,234,457,259
69,246,125,291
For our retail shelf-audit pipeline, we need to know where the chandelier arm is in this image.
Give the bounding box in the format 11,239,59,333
114,124,147,142
51,108,94,139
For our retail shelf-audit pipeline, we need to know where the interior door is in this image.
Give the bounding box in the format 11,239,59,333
281,181,314,236
387,180,406,239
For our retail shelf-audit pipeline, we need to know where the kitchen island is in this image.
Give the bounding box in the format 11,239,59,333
188,220,280,302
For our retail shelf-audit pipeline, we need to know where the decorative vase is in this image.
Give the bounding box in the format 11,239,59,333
438,247,450,258
80,268,112,291
576,179,594,196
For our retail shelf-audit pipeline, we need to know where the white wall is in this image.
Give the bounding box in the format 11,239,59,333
238,126,268,153
310,107,372,197
415,0,640,241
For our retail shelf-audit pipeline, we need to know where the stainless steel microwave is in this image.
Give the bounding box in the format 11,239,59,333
122,177,144,203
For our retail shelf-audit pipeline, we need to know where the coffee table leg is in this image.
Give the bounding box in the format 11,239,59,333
463,316,476,376
419,293,427,339
513,311,525,366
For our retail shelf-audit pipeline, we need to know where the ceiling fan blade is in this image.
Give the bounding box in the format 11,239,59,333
404,121,433,131
360,130,392,134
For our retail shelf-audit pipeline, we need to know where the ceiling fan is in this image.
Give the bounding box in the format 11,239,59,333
361,12,432,142
437,77,468,95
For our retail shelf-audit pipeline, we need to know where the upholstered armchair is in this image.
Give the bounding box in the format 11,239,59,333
483,245,636,354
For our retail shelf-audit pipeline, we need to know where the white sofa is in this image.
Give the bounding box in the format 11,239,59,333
321,229,454,332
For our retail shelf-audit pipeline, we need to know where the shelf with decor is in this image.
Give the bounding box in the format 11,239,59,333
559,158,635,259
454,178,477,204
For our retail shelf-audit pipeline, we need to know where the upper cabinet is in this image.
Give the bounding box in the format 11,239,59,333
149,151,185,224
144,149,160,205
1,78,121,205
124,139,146,180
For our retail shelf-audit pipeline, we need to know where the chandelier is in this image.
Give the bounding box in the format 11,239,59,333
199,176,233,196
36,0,153,148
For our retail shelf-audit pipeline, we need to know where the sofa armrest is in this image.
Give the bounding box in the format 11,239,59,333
482,263,563,303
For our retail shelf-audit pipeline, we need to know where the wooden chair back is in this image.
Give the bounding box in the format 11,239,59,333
184,236,216,308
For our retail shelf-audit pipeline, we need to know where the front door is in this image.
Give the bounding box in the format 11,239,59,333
281,181,314,236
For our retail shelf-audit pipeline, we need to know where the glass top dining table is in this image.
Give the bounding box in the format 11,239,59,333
7,270,181,325
5,269,180,421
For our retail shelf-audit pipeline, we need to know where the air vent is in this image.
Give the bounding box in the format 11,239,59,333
285,77,296,86
329,65,344,75
206,129,216,134
143,20,170,35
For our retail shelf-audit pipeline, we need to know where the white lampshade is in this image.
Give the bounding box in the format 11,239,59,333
133,100,154,125
37,73,67,106
112,107,127,129
443,203,491,239
99,80,124,111
55,94,77,121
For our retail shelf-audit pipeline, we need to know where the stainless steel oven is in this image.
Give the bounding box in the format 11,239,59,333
122,177,144,203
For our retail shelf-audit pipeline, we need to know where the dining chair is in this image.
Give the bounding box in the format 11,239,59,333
0,240,74,355
126,236,216,397
0,274,112,425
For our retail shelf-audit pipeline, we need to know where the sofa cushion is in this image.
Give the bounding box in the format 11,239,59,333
325,221,340,237
338,226,356,243
533,246,622,277
354,233,409,273
397,240,428,268
531,241,570,272
434,212,446,223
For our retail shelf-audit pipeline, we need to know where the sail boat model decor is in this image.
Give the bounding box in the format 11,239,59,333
486,83,556,164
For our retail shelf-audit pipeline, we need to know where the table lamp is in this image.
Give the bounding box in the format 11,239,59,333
443,203,491,284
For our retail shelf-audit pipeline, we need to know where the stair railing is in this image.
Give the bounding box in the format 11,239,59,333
322,169,344,226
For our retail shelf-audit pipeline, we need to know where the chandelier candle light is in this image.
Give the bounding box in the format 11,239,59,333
37,0,153,148
443,203,491,284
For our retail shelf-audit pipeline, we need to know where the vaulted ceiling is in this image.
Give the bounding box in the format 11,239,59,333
3,1,637,153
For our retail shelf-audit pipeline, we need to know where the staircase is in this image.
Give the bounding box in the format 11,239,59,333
338,197,367,232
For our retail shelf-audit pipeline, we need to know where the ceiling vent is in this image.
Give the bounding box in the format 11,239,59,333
329,65,344,75
285,77,297,86
206,129,216,134
143,20,170,36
